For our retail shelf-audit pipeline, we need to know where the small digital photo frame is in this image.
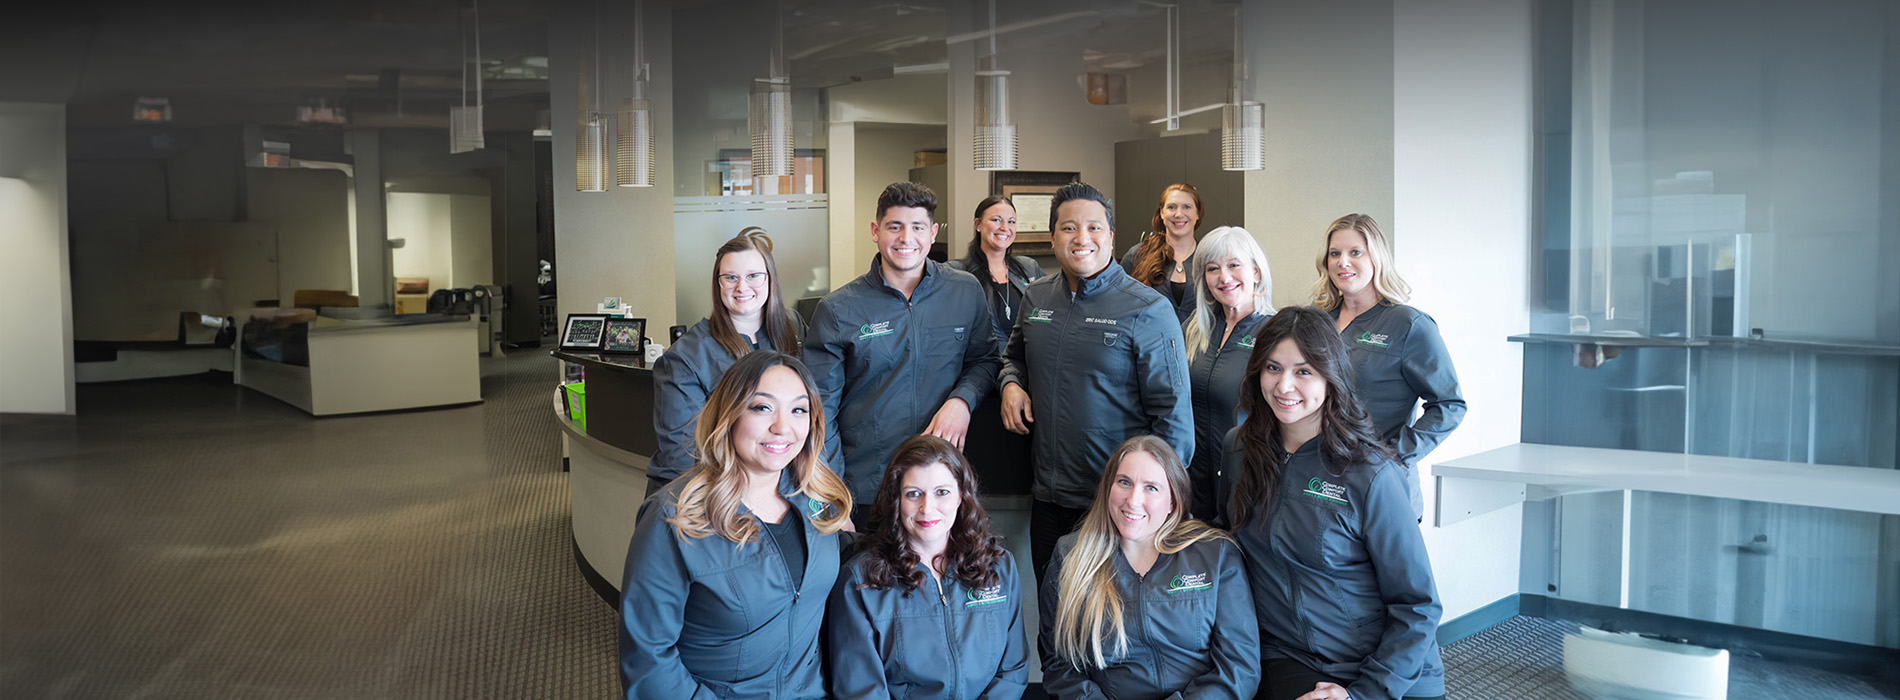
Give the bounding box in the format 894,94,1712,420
600,317,647,355
560,313,611,351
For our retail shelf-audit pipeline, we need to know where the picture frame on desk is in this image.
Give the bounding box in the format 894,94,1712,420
560,313,611,351
600,317,647,355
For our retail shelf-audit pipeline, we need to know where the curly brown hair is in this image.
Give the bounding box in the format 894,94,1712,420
851,435,1008,594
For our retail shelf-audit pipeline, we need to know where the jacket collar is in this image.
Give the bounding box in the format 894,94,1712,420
1064,259,1128,298
867,254,939,297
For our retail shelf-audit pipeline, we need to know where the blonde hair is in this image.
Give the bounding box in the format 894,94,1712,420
1050,436,1230,669
1311,213,1411,311
1183,226,1273,361
667,351,852,543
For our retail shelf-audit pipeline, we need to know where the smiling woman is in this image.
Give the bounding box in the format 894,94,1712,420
825,435,1027,699
618,350,852,700
1039,435,1260,700
1217,307,1446,700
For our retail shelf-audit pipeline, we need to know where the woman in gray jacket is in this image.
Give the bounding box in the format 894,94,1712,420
649,228,804,497
618,350,853,700
1311,214,1465,520
1218,307,1445,700
1040,435,1260,700
826,434,1027,700
945,195,1046,351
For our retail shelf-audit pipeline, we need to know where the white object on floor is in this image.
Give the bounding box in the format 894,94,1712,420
1563,626,1729,700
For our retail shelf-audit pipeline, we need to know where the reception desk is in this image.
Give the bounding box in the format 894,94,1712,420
237,313,481,416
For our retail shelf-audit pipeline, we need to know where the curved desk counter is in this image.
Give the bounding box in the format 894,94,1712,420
553,350,656,605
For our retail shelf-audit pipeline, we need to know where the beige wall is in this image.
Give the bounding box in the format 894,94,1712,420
0,102,74,414
1394,0,1533,622
550,0,677,330
1242,0,1396,312
250,168,353,303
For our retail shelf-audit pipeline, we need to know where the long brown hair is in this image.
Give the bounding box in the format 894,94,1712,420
709,227,802,358
1310,213,1411,312
852,435,1009,594
667,350,851,543
1130,183,1204,285
1227,307,1390,528
1051,436,1229,669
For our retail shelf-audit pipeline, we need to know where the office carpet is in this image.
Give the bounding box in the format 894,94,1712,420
0,351,618,699
4,354,1894,699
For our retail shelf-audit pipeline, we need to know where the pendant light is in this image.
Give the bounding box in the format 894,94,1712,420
615,0,655,187
1221,7,1265,171
450,0,485,153
575,0,607,191
972,0,1016,171
749,0,794,179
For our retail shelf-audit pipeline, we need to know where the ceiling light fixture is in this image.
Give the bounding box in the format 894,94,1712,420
575,0,607,191
450,0,485,153
1221,7,1265,171
615,0,655,187
1162,0,1181,132
750,0,794,179
972,0,1016,171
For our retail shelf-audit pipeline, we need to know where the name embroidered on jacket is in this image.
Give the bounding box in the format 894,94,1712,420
1084,317,1118,325
1355,331,1390,348
859,321,895,340
966,585,1009,606
1166,572,1212,593
1304,477,1349,505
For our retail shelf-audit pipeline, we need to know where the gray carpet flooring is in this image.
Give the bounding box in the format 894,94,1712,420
3,353,1893,699
1,351,618,699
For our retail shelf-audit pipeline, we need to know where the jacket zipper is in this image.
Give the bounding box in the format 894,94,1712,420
759,508,800,698
932,572,961,698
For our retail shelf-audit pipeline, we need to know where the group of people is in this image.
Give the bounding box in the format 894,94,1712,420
624,180,1467,700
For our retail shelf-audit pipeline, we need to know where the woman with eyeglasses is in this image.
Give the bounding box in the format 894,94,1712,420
650,228,805,497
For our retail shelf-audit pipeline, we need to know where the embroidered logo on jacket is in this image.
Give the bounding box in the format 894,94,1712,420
966,585,1009,607
1355,331,1390,348
858,321,895,340
1027,307,1056,323
1166,572,1213,593
1237,334,1256,349
1304,477,1349,505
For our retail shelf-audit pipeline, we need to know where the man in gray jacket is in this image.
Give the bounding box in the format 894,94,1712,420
999,182,1193,580
805,182,999,512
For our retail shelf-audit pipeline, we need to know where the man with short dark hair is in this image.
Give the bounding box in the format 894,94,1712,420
999,181,1193,581
806,182,999,516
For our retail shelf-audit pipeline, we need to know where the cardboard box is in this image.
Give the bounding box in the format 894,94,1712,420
913,150,947,169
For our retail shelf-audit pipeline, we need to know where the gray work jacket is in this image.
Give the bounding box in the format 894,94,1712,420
649,317,804,480
999,260,1193,509
805,257,1000,504
825,549,1029,700
1327,302,1466,518
1037,533,1262,700
1186,311,1270,519
1216,431,1445,700
945,253,1046,351
617,470,844,700
1120,244,1198,324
